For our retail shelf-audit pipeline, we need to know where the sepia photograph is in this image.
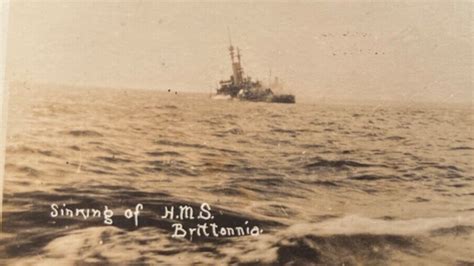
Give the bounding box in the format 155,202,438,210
0,1,472,265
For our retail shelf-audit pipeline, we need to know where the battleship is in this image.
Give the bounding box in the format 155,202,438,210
216,42,295,104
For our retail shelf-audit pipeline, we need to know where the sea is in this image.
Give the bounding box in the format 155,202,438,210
1,85,473,265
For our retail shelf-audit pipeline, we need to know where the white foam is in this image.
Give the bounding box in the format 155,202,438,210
284,214,474,237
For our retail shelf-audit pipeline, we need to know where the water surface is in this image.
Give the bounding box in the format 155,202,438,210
1,85,473,265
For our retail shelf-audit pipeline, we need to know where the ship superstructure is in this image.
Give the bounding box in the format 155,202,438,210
216,42,295,104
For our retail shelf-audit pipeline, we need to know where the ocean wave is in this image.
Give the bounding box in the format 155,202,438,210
348,174,400,181
450,146,474,151
275,233,422,265
66,130,103,137
304,158,376,169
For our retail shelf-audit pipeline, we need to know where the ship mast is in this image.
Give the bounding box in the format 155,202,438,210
228,27,234,63
227,27,243,86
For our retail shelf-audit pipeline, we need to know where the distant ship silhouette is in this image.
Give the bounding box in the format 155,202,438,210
215,35,295,104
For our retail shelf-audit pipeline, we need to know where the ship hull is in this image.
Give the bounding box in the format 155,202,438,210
270,94,296,104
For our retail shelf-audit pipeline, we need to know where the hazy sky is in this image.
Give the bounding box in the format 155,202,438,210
6,1,473,103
